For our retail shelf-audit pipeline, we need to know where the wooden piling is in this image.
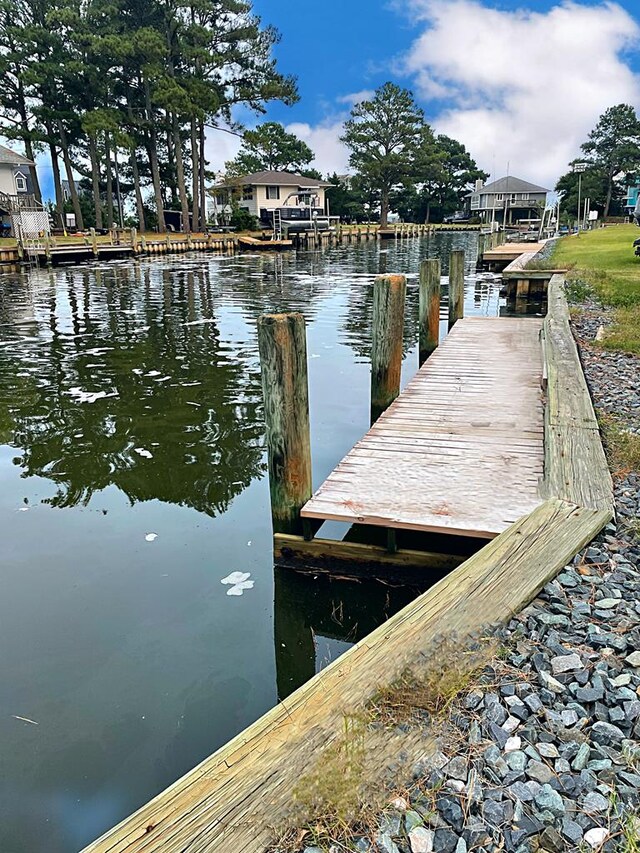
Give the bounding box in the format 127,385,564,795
371,274,406,423
448,249,465,331
419,259,441,364
257,312,313,535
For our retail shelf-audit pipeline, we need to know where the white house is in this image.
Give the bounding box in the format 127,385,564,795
467,176,549,226
212,170,333,228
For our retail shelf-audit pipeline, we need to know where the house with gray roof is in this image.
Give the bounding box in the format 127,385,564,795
467,176,549,226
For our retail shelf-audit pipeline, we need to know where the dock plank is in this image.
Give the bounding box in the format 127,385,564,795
302,317,545,539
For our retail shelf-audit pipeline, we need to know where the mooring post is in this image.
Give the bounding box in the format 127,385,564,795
371,274,406,423
257,312,313,535
419,258,441,364
448,249,465,331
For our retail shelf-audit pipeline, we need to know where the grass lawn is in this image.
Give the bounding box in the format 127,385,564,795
552,224,640,353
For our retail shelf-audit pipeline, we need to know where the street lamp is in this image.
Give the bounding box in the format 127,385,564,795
573,162,587,232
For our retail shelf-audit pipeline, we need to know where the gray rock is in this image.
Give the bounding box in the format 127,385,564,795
506,750,527,773
524,693,544,714
625,651,640,667
526,760,554,784
445,757,468,782
379,813,402,836
575,685,604,703
582,791,609,813
482,798,512,826
409,827,434,853
540,671,565,694
463,689,483,710
375,833,400,853
536,742,560,759
591,721,625,746
436,797,464,833
405,810,423,832
551,653,582,674
534,783,566,817
561,709,579,727
509,781,536,802
571,742,590,771
539,825,565,853
431,828,457,853
561,817,584,844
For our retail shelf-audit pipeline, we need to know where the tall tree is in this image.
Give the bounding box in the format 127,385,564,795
341,83,424,227
225,121,313,176
580,104,640,217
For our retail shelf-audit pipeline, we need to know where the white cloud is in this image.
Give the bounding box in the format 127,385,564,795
336,90,375,106
285,121,350,175
402,0,640,187
203,127,242,177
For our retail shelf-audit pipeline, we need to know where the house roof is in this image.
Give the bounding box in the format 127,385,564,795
0,143,35,167
215,170,332,189
474,176,549,195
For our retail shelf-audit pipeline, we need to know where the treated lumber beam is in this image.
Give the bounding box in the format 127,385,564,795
82,499,610,853
274,533,465,573
542,276,613,514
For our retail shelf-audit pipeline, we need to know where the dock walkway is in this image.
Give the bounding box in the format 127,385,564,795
302,317,545,540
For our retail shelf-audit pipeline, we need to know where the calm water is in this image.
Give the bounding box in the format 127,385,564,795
0,233,504,852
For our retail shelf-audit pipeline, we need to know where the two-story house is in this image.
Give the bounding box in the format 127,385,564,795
467,176,549,227
213,170,333,230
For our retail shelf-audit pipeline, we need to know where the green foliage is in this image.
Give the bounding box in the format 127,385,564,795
229,206,258,231
556,104,640,218
0,0,298,231
225,122,314,176
341,83,425,226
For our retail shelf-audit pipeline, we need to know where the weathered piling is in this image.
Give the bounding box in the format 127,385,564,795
419,259,441,365
371,274,406,423
448,249,465,330
257,312,313,535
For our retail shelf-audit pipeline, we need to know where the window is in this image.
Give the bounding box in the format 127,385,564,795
521,193,529,200
494,193,504,202
242,185,254,201
470,195,480,210
266,186,280,200
15,172,27,192
215,193,226,206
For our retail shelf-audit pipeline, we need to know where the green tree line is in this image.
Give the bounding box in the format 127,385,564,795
0,0,296,232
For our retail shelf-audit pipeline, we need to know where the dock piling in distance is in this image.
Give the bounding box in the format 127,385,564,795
257,312,313,535
448,249,465,330
371,274,406,423
419,258,441,365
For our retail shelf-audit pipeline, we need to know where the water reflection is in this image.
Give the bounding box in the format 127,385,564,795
274,568,427,700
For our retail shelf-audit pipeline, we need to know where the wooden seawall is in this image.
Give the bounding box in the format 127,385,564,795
81,276,612,853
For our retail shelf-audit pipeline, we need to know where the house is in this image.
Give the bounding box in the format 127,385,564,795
0,143,45,237
467,176,549,226
212,170,333,229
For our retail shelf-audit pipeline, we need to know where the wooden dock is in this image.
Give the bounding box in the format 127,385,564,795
483,240,546,269
302,317,544,540
82,277,613,853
